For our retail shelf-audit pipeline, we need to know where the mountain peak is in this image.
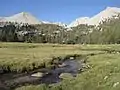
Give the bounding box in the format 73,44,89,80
0,12,67,27
20,12,28,14
69,7,120,27
68,17,90,27
18,12,32,17
106,7,112,9
106,7,120,10
0,12,42,24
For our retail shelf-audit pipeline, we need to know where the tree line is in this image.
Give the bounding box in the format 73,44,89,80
0,15,120,44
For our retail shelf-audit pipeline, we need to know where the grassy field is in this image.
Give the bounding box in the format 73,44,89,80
0,42,104,72
0,42,120,90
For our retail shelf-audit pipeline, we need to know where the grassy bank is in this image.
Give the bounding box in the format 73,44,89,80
1,42,120,90
0,42,104,73
16,53,120,90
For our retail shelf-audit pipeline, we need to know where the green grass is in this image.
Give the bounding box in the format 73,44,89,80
1,42,120,90
0,42,104,72
16,53,120,90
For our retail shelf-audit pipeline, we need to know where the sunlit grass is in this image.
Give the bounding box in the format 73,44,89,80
1,42,120,90
16,54,120,90
0,42,104,72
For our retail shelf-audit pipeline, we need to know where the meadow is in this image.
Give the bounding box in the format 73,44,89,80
0,42,120,90
0,42,104,73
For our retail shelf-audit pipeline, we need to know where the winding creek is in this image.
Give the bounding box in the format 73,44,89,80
0,48,119,90
0,58,85,90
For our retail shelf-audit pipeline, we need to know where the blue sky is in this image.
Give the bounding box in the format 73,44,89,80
0,0,120,24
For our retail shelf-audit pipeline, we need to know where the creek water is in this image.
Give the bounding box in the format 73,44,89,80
0,59,83,90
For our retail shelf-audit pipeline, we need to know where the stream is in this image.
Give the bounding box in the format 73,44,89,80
0,59,84,90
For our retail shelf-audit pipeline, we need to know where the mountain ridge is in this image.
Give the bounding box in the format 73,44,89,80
0,12,67,27
69,7,120,27
0,12,42,24
0,7,120,27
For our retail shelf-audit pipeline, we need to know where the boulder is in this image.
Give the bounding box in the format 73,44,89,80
70,57,74,60
31,72,44,78
113,82,119,87
58,63,66,68
59,73,73,79
0,68,3,74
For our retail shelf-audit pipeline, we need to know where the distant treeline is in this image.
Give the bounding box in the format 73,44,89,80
0,15,120,44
